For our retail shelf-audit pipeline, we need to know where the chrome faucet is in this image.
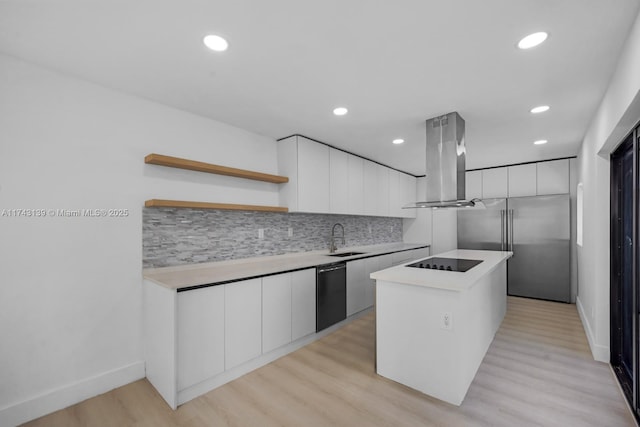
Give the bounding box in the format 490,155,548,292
329,223,345,253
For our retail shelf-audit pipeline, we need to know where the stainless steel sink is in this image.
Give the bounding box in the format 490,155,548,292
328,251,366,257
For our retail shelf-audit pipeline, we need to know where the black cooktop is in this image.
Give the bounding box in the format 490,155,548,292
406,257,483,273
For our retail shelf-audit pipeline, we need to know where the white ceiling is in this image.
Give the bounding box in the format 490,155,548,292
1,1,638,174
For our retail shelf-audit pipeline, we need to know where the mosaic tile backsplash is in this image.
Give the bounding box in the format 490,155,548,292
143,208,403,268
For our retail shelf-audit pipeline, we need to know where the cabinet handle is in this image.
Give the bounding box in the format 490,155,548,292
509,210,514,255
500,210,505,251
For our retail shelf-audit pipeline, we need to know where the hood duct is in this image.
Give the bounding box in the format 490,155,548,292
404,111,484,209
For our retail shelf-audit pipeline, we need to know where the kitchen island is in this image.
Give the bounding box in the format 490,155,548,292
371,249,512,406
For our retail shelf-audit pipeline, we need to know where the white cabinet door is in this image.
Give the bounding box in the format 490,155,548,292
363,160,378,215
377,166,390,216
225,278,262,370
465,170,482,200
392,250,415,266
348,155,364,215
363,257,379,309
298,137,330,213
377,254,394,270
482,167,508,199
508,164,537,197
391,248,429,266
389,169,402,217
291,268,316,340
537,159,569,195
177,285,225,391
262,274,292,354
347,259,367,316
400,173,417,218
330,149,349,214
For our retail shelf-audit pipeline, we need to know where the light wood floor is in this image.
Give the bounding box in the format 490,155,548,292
24,297,635,427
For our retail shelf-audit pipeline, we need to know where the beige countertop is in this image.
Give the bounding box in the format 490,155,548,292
370,249,512,292
144,242,430,290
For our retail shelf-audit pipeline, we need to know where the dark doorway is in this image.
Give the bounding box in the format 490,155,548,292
611,126,639,417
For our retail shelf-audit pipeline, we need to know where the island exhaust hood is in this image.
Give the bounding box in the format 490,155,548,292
403,111,484,209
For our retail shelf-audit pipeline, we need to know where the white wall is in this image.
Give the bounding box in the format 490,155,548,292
0,54,279,426
576,9,640,362
402,177,458,254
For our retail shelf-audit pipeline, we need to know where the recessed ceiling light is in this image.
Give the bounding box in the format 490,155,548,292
203,34,229,52
530,105,550,114
534,139,548,145
518,32,548,49
333,107,348,116
392,139,404,145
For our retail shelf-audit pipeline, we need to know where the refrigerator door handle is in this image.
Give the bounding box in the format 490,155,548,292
509,209,514,255
500,210,505,251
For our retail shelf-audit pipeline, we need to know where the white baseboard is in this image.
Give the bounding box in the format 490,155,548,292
576,296,610,362
0,361,145,427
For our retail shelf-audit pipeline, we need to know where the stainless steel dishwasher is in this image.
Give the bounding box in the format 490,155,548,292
316,262,347,332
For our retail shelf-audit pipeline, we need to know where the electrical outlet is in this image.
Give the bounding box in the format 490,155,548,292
440,311,453,330
258,228,264,239
390,226,394,233
368,224,372,234
288,227,293,237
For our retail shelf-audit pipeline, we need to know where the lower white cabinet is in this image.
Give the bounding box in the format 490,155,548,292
263,268,316,351
346,251,429,316
291,269,316,341
262,274,292,354
377,254,394,270
225,278,262,370
177,285,225,391
347,258,367,316
146,248,432,409
391,247,430,266
363,257,379,309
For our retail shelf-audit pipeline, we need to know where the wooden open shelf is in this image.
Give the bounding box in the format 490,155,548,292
145,199,288,213
145,153,289,184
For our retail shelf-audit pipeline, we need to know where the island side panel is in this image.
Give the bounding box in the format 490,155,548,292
376,280,465,405
457,262,507,394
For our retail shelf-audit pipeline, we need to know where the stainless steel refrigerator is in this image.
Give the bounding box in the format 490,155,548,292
457,194,570,303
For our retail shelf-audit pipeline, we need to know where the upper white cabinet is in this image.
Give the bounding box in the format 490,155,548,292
177,285,225,391
329,149,349,214
278,136,414,217
465,170,483,200
389,170,417,219
225,278,262,370
400,172,417,219
278,136,329,213
388,169,402,218
262,274,292,354
363,160,378,215
470,159,570,199
291,269,316,341
348,154,364,215
537,159,569,195
508,164,537,197
377,166,390,216
482,167,508,199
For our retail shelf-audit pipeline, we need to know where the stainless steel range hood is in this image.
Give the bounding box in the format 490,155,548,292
404,112,484,209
